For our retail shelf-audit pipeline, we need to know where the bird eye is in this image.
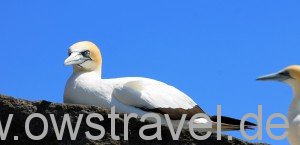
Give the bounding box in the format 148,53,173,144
81,50,90,57
68,51,71,56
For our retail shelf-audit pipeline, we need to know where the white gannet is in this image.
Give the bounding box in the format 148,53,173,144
64,41,256,131
257,65,300,145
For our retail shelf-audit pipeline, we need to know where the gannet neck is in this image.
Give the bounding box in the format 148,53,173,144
288,80,300,99
73,66,102,77
291,88,300,113
287,80,300,119
93,67,102,78
73,67,102,79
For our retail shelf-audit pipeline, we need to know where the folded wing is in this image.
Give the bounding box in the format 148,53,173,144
112,79,205,120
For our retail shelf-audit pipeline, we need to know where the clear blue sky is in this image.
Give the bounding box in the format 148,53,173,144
1,1,299,144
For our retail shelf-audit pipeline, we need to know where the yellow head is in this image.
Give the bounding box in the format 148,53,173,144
64,41,102,72
257,65,300,88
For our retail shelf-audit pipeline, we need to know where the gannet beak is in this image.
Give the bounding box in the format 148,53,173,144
64,52,86,66
257,73,281,81
257,71,291,82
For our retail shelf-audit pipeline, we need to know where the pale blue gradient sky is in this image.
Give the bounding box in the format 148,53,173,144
1,1,299,144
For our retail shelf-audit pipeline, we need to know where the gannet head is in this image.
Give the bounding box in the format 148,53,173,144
257,65,300,88
64,41,102,73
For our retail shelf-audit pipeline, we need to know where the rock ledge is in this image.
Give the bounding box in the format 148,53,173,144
0,94,268,145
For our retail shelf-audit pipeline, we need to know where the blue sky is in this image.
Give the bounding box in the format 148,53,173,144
1,1,299,144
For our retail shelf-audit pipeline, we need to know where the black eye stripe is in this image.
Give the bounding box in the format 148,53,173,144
279,71,291,77
68,50,91,60
80,50,93,61
81,50,90,57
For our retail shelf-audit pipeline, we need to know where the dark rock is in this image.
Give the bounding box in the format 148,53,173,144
0,94,268,145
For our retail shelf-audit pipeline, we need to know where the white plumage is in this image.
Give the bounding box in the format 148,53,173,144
64,41,256,131
112,78,197,110
258,65,300,145
64,72,197,115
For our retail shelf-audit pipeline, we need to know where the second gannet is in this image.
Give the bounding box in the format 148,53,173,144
63,41,256,131
257,65,300,145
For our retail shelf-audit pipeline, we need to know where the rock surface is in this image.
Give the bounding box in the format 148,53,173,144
0,94,268,145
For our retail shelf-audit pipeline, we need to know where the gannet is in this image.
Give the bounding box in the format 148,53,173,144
257,65,300,145
64,41,256,131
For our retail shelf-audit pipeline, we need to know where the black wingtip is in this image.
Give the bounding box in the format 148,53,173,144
210,115,257,127
245,126,256,130
244,120,257,126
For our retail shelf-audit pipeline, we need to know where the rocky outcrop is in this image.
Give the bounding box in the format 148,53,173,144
0,94,268,145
